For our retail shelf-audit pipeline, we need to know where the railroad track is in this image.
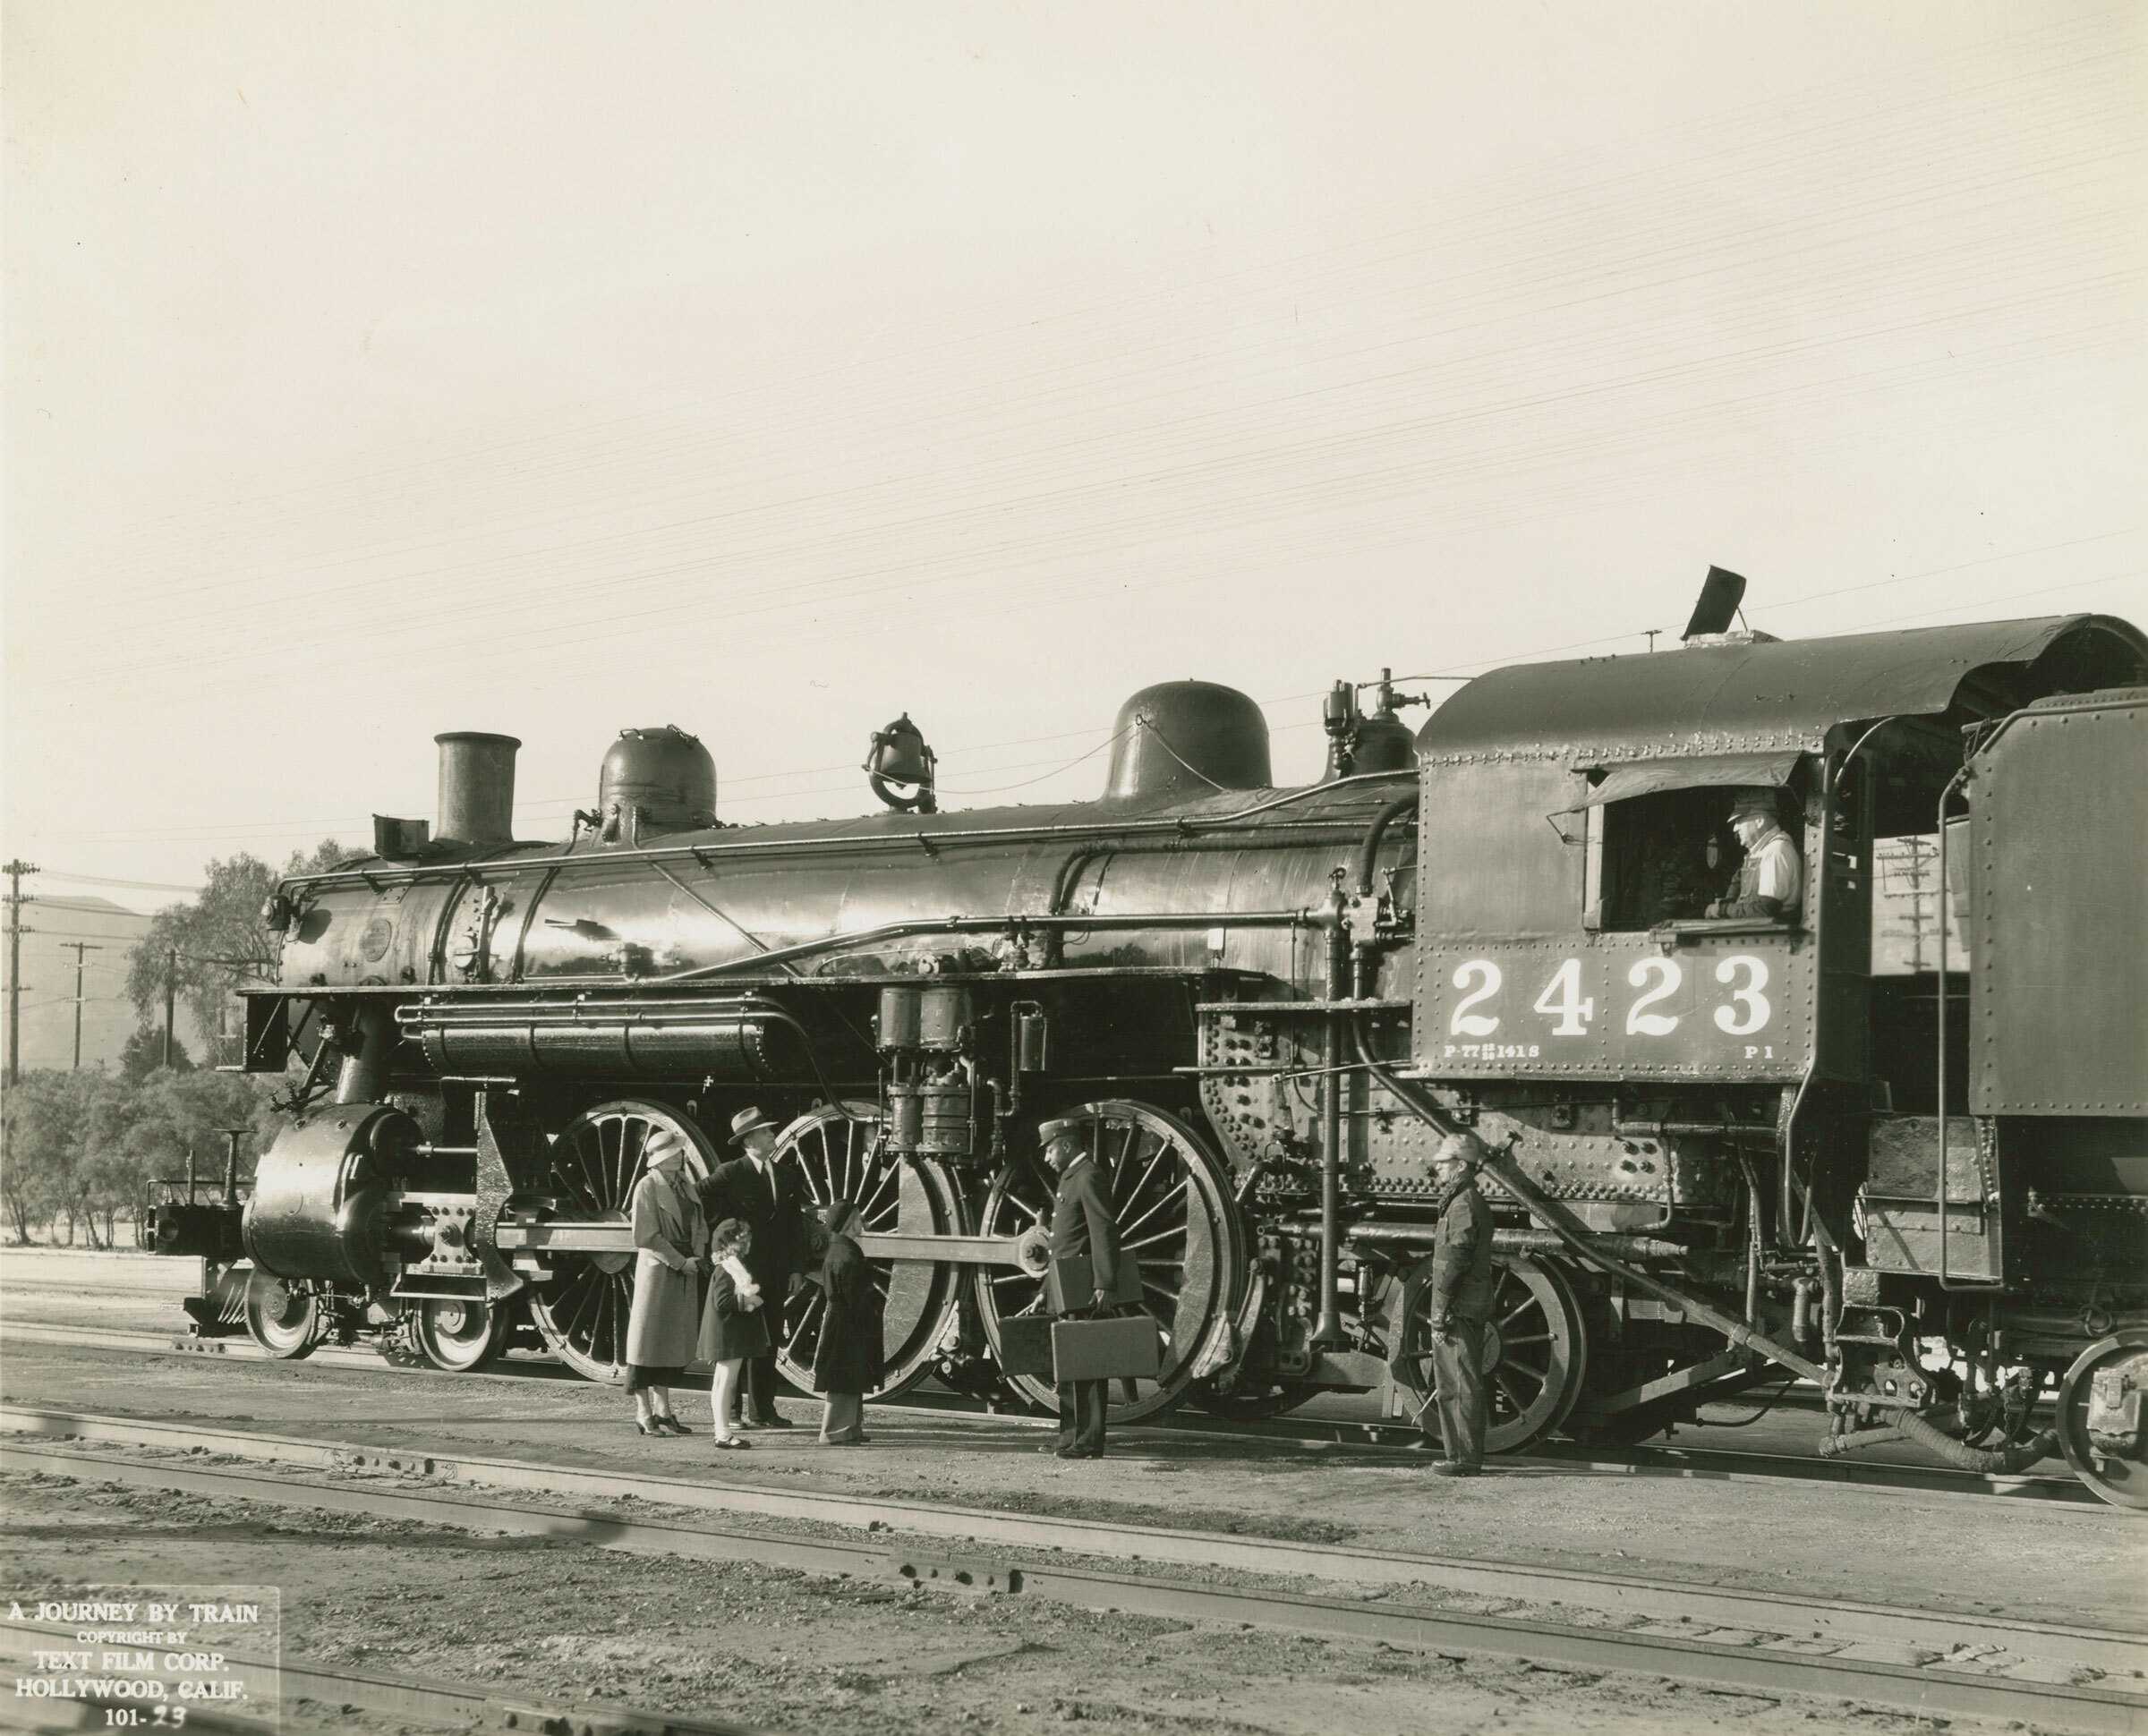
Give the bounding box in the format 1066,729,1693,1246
4,1404,2144,1734
0,1318,2092,1507
0,1616,763,1735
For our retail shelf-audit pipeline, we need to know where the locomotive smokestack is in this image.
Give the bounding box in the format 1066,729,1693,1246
435,732,520,846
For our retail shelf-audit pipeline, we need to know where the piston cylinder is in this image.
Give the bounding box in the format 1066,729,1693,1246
242,1103,420,1285
916,1077,972,1155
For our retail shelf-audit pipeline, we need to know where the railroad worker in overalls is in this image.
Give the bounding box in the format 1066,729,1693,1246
1040,1115,1121,1459
1422,1130,1496,1476
1705,787,1803,922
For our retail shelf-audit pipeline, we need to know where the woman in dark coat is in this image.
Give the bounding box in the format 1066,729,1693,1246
699,1218,771,1450
812,1199,885,1446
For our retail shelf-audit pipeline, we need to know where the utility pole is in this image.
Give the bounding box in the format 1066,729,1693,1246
163,947,178,1068
4,859,37,1086
63,940,104,1069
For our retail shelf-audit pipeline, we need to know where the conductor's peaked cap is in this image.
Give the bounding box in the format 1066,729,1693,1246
1037,1117,1087,1145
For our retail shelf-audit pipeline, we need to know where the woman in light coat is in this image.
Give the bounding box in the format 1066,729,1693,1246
625,1128,708,1435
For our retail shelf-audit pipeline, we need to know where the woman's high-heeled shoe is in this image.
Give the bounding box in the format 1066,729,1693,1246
656,1416,694,1435
634,1417,661,1436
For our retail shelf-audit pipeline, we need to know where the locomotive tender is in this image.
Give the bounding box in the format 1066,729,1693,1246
150,598,2148,1507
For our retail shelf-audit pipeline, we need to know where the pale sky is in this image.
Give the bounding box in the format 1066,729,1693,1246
4,1,2143,918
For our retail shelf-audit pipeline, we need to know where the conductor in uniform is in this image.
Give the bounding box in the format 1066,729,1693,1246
1419,1129,1496,1476
703,1106,813,1429
1039,1115,1121,1459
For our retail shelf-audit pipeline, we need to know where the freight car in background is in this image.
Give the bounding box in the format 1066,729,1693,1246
147,579,2148,1508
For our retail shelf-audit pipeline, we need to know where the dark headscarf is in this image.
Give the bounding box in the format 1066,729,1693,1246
823,1198,860,1238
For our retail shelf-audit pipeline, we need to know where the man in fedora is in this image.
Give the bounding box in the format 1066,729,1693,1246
1705,787,1803,922
702,1106,812,1429
1039,1115,1121,1459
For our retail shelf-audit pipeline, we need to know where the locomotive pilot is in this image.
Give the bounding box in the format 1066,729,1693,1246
1420,1130,1496,1476
1704,787,1803,922
1039,1116,1121,1459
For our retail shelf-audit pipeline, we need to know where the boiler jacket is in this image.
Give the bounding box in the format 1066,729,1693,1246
698,1263,773,1364
1046,1154,1121,1312
1427,1179,1496,1322
625,1170,705,1368
810,1232,886,1394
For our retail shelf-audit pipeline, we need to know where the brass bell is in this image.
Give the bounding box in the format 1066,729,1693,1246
866,713,938,813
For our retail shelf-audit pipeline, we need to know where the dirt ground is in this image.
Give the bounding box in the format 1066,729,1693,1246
0,1464,2053,1736
0,1340,2138,1638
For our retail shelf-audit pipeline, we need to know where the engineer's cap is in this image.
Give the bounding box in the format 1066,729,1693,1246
1729,787,1781,819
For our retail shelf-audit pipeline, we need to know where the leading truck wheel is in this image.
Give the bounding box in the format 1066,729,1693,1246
243,1270,320,1359
1391,1255,1587,1453
974,1101,1246,1426
772,1102,962,1403
410,1297,513,1373
2057,1332,2148,1511
528,1100,716,1383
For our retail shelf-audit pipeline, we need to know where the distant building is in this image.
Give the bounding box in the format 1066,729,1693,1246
3,895,210,1072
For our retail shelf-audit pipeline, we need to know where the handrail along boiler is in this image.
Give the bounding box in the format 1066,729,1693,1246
147,595,2148,1506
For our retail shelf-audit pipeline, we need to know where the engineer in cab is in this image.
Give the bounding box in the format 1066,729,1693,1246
1703,787,1803,923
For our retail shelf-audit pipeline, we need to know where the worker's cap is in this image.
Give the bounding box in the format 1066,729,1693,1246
729,1105,780,1144
1036,1116,1088,1146
1728,787,1783,819
1428,1130,1489,1170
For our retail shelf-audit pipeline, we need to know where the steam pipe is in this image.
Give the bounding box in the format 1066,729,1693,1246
334,1003,396,1104
1933,762,1972,1289
1356,794,1418,895
657,908,1326,985
1309,881,1350,1350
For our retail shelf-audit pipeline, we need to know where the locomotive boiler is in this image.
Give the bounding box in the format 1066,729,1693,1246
149,592,2148,1508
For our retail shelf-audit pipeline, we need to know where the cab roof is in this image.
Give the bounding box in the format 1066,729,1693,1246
1415,613,2147,767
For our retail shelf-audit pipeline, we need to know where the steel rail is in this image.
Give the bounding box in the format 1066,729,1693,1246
0,1322,2091,1505
1,1408,2135,1668
3,1420,2144,1732
0,1618,765,1736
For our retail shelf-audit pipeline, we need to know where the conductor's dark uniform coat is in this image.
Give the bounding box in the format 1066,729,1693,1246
1047,1148,1121,1454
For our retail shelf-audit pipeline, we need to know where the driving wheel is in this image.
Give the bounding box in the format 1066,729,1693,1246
771,1101,963,1401
1392,1254,1587,1453
974,1100,1247,1425
528,1099,716,1383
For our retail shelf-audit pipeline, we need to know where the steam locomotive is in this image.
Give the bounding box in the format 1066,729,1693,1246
148,583,2148,1508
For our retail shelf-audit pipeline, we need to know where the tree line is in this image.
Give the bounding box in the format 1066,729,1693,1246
2,839,347,1247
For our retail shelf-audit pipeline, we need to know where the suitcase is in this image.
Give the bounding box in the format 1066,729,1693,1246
1052,1314,1162,1382
998,1313,1058,1379
1045,1253,1145,1315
